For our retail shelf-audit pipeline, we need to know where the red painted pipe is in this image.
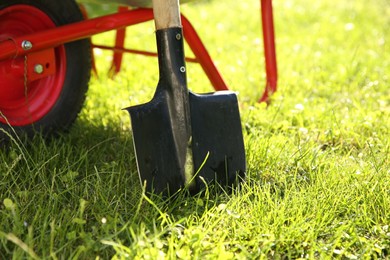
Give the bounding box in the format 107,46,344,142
1,2,278,101
0,8,154,61
92,44,198,63
259,0,277,102
181,14,229,91
110,6,129,76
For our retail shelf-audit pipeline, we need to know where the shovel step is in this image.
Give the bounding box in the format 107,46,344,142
189,91,246,191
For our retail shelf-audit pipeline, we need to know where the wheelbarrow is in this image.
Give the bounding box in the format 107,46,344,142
0,0,277,194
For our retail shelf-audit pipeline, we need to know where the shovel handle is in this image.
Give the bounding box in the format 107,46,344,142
152,0,182,30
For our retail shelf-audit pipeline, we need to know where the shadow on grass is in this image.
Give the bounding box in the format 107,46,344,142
1,118,141,207
0,117,240,257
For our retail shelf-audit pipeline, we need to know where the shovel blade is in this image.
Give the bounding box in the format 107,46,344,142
124,27,245,196
189,91,246,191
126,92,189,195
125,27,192,196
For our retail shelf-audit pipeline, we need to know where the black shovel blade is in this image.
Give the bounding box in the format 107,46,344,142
189,91,246,191
124,27,191,195
126,90,189,195
124,27,245,196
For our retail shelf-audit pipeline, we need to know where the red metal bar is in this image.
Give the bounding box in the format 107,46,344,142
93,44,198,63
259,0,277,103
78,3,98,76
25,48,56,83
0,8,154,61
181,14,229,91
1,3,277,101
109,6,129,76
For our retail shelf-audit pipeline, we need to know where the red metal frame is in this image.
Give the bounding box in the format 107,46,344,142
0,0,277,102
0,8,154,60
109,6,130,76
78,3,98,76
260,0,277,103
181,14,228,91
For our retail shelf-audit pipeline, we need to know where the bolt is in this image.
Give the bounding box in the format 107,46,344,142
21,40,33,50
176,33,182,40
180,66,186,73
34,64,44,74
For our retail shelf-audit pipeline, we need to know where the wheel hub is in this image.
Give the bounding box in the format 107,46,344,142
0,4,66,126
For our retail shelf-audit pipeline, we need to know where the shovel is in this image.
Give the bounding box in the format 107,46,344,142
125,0,246,195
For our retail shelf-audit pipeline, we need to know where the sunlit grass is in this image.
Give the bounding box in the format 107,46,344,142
1,0,389,258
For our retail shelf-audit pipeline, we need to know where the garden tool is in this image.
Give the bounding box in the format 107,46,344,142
125,0,245,195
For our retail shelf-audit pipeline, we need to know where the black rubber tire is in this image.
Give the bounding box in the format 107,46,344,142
0,0,91,142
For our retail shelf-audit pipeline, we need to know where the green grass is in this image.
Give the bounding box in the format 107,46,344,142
1,0,390,258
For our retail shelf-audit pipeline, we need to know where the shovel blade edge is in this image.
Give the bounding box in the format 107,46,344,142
125,94,188,195
189,91,246,191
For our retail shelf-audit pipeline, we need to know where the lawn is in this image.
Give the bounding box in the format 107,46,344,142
1,0,389,258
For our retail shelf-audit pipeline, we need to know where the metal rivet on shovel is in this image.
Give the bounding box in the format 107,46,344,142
124,0,246,196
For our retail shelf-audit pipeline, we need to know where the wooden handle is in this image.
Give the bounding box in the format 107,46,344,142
152,0,181,30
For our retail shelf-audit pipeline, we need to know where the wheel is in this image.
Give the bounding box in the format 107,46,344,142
0,0,91,142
